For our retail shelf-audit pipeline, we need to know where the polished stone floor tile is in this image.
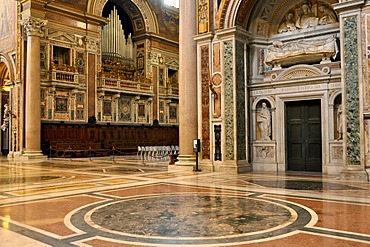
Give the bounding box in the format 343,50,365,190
0,156,369,246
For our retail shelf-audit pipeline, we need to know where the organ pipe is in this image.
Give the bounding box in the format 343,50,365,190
102,6,134,65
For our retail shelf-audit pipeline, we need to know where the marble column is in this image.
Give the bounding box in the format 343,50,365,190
171,0,198,170
21,17,47,158
333,0,368,181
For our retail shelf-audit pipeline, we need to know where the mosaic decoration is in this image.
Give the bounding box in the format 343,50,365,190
76,52,85,74
90,194,291,238
344,16,361,165
55,97,68,113
198,0,209,34
119,97,131,121
40,43,46,70
169,106,177,120
77,93,84,103
103,101,111,116
225,42,234,160
236,42,246,161
76,109,84,120
201,45,210,159
138,104,145,117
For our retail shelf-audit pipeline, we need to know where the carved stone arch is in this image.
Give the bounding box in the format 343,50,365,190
329,90,341,106
87,0,159,34
217,0,251,30
275,65,325,81
252,96,275,111
0,54,15,83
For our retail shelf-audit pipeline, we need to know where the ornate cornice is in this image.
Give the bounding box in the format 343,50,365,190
20,17,47,37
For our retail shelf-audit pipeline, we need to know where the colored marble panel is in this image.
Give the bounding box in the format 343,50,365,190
268,196,370,235
102,184,221,198
201,45,211,159
225,42,234,160
344,16,361,165
0,195,103,237
236,41,246,160
90,194,292,237
213,42,221,72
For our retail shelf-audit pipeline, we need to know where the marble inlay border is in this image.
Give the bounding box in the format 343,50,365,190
225,42,234,160
344,16,361,165
201,45,211,160
236,42,246,160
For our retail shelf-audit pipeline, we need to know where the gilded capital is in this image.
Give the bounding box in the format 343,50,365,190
20,17,47,37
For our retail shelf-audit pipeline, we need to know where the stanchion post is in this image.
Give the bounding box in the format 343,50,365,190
88,146,92,161
193,139,201,172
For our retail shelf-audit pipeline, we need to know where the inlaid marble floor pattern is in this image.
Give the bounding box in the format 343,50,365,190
0,156,369,246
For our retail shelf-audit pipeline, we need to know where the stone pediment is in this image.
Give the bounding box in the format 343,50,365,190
275,65,326,81
48,31,77,45
165,60,179,70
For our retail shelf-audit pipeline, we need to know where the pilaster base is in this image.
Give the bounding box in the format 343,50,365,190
169,155,196,172
252,162,280,172
21,151,48,161
219,160,252,174
7,151,23,160
340,167,369,182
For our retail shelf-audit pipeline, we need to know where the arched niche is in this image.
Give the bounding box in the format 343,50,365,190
87,0,159,34
252,97,275,141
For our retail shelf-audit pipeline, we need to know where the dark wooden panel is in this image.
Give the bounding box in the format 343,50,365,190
286,100,322,172
41,123,179,157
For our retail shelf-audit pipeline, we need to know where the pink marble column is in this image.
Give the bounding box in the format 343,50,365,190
173,0,198,169
21,17,47,157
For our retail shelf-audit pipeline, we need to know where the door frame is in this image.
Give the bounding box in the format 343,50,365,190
275,93,328,173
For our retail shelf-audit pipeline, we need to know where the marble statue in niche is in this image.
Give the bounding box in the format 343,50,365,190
257,102,271,141
1,103,10,131
337,104,343,140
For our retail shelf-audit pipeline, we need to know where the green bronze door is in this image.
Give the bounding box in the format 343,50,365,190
286,100,322,172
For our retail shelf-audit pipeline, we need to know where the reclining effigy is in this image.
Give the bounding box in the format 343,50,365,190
265,36,338,68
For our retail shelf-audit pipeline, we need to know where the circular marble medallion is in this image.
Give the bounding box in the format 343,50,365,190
88,194,294,238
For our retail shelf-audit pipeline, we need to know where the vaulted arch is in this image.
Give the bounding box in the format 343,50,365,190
87,0,159,34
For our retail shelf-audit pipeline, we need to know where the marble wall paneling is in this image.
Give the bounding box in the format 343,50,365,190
118,97,132,122
224,42,234,160
365,13,370,112
213,43,221,72
344,16,361,165
201,45,210,160
88,54,96,119
366,119,370,167
236,41,246,161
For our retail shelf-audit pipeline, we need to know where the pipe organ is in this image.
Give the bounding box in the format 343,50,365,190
101,6,134,66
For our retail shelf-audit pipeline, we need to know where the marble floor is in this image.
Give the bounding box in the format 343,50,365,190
0,156,370,246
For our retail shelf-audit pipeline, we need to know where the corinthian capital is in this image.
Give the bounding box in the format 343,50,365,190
20,17,47,37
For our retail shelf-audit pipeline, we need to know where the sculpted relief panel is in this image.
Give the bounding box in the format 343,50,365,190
277,1,338,34
265,36,338,68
